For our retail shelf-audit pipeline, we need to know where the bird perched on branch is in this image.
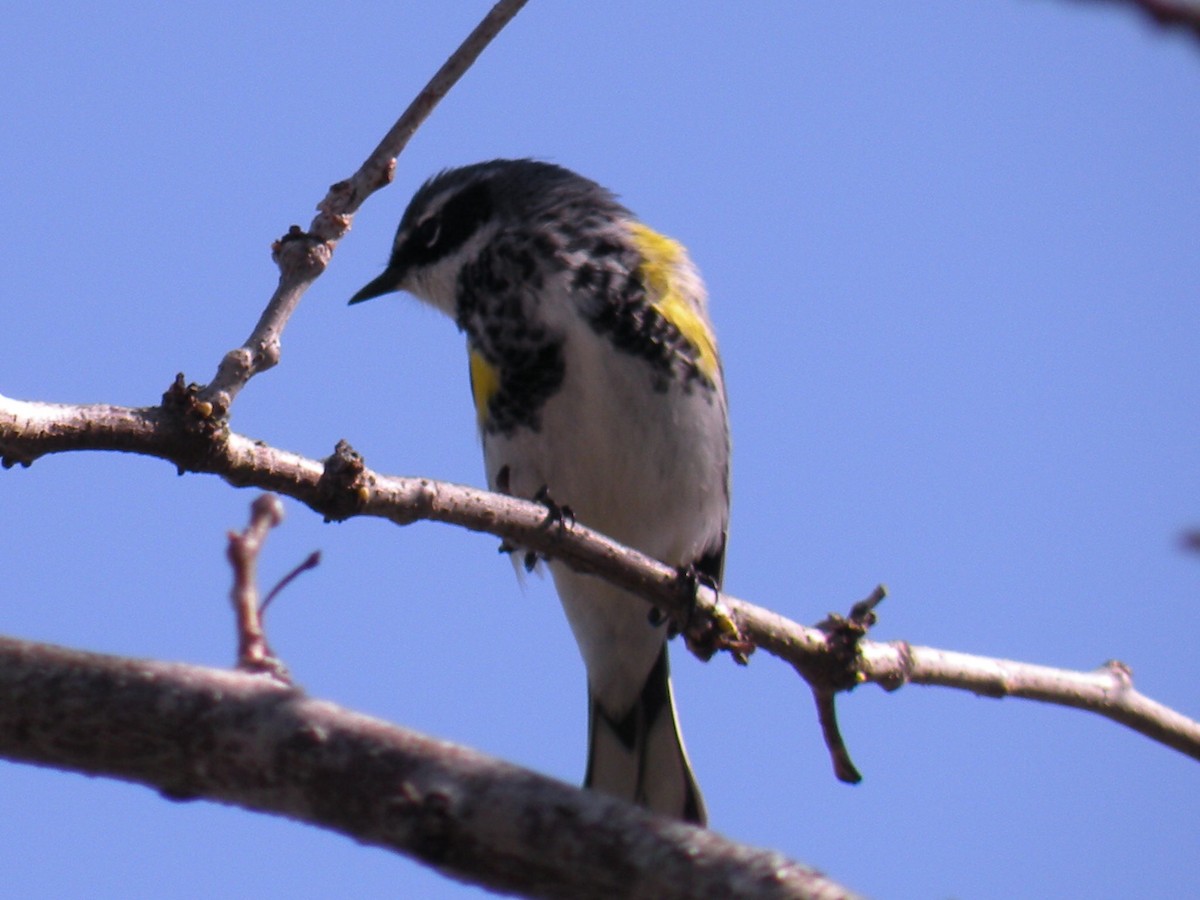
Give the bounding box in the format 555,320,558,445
350,159,729,825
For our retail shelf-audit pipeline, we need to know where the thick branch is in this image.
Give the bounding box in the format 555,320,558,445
3,392,1197,767
0,636,856,900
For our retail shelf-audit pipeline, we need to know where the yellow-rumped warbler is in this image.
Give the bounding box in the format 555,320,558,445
350,159,729,825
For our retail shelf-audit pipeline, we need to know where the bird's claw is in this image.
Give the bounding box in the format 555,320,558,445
675,564,752,665
533,484,574,532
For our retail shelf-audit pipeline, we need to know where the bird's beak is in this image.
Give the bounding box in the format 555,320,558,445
348,266,404,305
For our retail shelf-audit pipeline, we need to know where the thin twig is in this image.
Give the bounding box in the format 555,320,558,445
857,643,1200,760
226,494,289,678
798,586,889,781
200,0,530,410
260,550,321,616
812,688,862,784
315,0,532,229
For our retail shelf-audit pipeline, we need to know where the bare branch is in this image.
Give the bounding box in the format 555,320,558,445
800,587,888,782
315,0,533,229
201,0,530,411
3,392,1197,768
0,635,858,900
857,644,1200,761
811,688,862,785
225,494,290,677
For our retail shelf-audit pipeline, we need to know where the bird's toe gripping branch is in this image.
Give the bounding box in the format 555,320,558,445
504,484,575,572
670,564,754,665
532,484,575,532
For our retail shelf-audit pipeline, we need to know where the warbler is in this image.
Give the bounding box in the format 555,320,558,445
349,159,729,825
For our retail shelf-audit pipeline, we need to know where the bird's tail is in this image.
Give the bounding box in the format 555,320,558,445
584,645,706,825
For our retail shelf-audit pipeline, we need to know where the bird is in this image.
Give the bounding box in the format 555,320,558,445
349,159,729,825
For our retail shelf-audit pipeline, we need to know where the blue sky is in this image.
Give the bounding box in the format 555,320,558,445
2,3,1197,898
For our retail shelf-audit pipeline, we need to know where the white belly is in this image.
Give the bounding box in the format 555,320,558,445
480,331,729,711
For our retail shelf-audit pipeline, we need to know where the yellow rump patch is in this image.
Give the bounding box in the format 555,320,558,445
468,347,499,428
627,222,719,381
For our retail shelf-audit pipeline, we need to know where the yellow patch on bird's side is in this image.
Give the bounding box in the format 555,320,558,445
627,222,720,381
468,347,499,428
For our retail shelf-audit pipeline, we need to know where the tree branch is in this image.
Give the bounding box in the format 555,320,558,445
200,0,530,413
225,493,291,677
858,646,1200,760
3,392,1197,771
0,635,857,900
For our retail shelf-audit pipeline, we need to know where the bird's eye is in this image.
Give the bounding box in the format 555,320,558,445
413,215,441,249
